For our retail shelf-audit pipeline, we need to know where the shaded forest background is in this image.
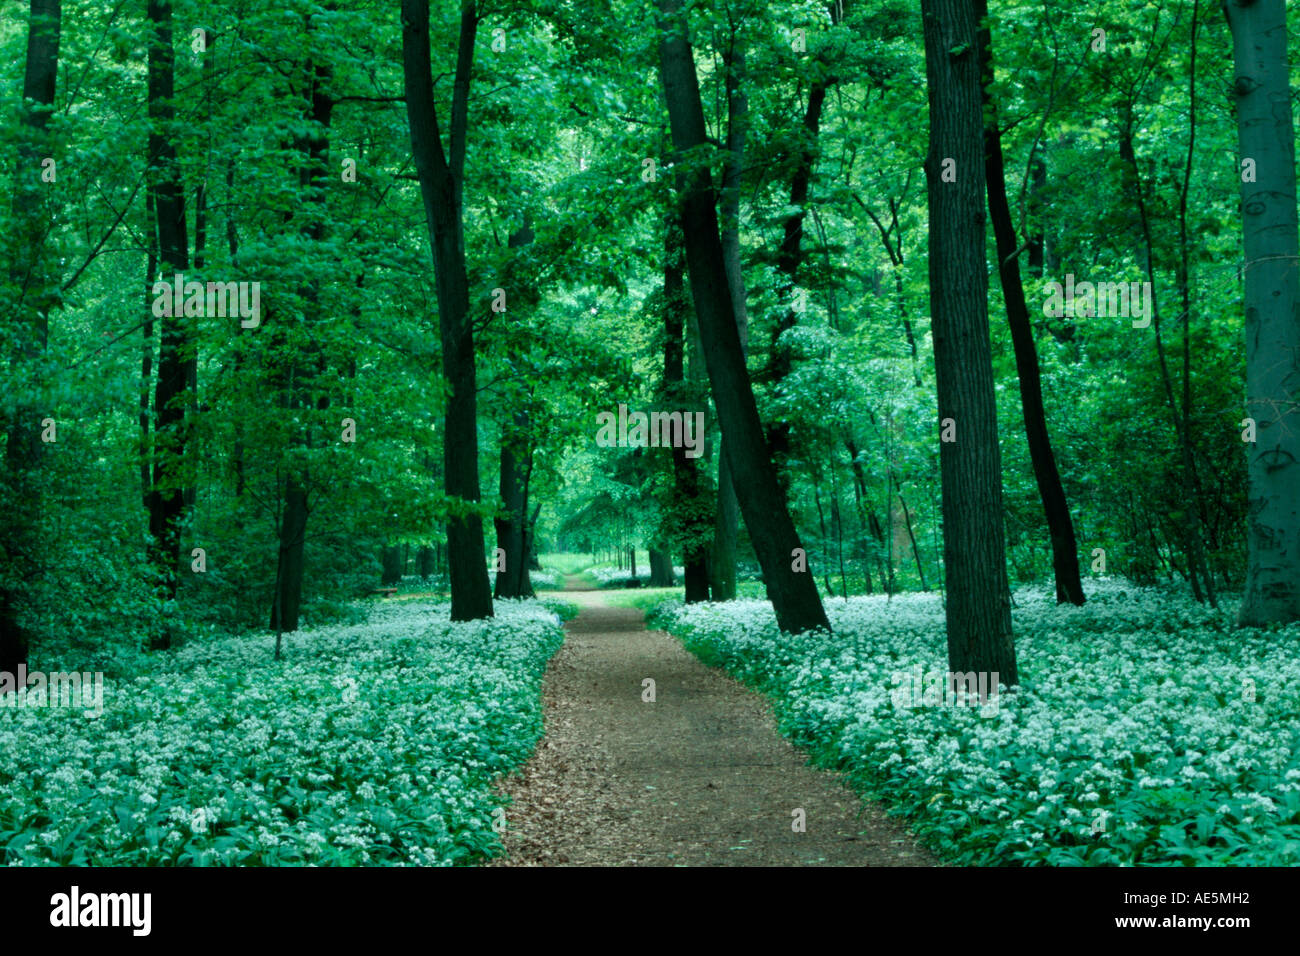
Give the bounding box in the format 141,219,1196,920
2,0,1296,679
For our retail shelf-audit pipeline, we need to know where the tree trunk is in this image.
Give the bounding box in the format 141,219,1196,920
1026,149,1046,277
921,0,1017,682
1,0,61,679
813,478,834,597
1119,109,1214,606
269,480,309,630
648,548,675,587
526,502,542,570
766,81,828,487
657,0,830,634
381,545,403,587
140,188,156,511
493,417,533,599
663,208,712,603
270,51,333,635
494,220,536,599
401,0,493,620
711,30,748,603
766,2,847,487
975,0,1085,606
1176,0,1217,608
831,466,848,597
145,0,190,649
843,438,875,594
1227,0,1300,626
898,491,929,592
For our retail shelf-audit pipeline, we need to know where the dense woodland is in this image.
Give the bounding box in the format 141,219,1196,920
1,0,1299,869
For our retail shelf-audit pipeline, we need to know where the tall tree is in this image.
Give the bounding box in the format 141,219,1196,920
663,208,711,602
494,219,537,600
975,0,1084,606
766,3,843,488
1226,0,1300,626
1,0,61,678
401,0,493,620
921,0,1017,683
657,0,830,634
271,49,334,637
710,15,749,603
145,0,192,649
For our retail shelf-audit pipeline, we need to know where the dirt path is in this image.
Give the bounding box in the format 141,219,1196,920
491,578,938,866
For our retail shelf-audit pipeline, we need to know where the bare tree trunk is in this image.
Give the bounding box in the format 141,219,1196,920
843,438,876,594
976,0,1085,605
1176,0,1217,608
814,477,834,597
766,2,847,487
494,219,536,599
140,188,156,511
831,465,848,597
145,0,191,649
1,0,61,678
401,0,493,620
898,491,929,592
1227,0,1300,626
663,207,711,603
649,548,675,587
921,0,1017,682
711,27,748,603
1119,110,1213,606
658,0,830,634
270,48,333,635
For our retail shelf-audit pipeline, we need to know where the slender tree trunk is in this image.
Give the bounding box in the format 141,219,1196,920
140,188,156,511
381,545,403,586
1177,0,1217,608
494,219,536,599
1027,149,1046,277
711,30,748,603
1227,0,1300,626
843,438,876,594
526,502,542,570
494,416,533,599
898,491,929,591
813,478,834,596
975,0,1084,606
766,1,847,488
663,208,711,603
401,0,493,620
658,0,830,634
1,0,61,679
921,0,1017,682
186,32,214,517
145,0,190,649
767,83,828,486
831,466,848,597
859,187,921,386
226,161,249,500
270,51,333,634
1119,112,1212,606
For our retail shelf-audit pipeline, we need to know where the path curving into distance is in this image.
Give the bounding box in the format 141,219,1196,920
491,576,939,866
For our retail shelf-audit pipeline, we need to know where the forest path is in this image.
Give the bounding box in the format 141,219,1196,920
490,579,938,866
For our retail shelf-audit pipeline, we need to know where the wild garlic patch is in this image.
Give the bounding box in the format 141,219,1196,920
0,600,563,866
651,584,1300,866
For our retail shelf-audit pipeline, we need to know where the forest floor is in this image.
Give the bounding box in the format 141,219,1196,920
490,576,939,866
